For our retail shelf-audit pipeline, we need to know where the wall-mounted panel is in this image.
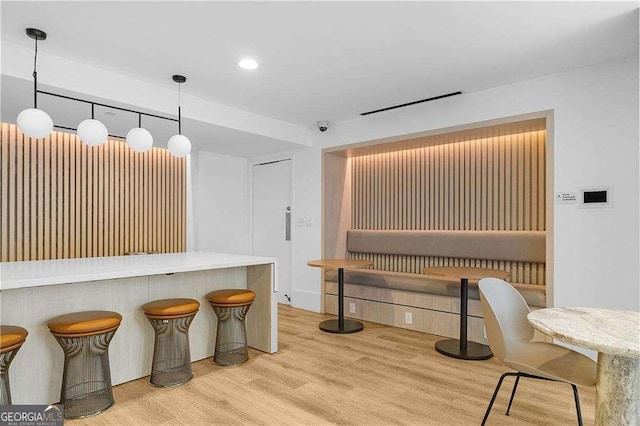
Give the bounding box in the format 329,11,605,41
350,128,546,285
1,123,186,261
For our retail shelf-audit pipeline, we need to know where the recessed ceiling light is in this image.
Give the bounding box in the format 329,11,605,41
239,58,258,70
104,111,116,116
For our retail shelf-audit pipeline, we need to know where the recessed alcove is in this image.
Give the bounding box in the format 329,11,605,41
321,111,554,337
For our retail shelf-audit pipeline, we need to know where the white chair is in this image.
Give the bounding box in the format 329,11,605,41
478,278,596,425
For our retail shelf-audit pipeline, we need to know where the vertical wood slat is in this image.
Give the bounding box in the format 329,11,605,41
350,128,546,285
0,123,186,261
16,126,23,261
1,124,9,261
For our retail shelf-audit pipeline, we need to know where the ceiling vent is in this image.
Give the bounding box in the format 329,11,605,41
360,91,463,116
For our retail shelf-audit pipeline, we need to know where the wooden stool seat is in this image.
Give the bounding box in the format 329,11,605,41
48,311,122,336
142,298,200,318
207,289,256,306
0,326,28,351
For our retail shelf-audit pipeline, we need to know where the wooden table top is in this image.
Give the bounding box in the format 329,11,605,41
422,266,509,281
307,259,374,269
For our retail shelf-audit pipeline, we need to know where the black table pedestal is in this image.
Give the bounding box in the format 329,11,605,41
319,319,364,334
435,277,493,360
320,267,364,334
435,339,493,360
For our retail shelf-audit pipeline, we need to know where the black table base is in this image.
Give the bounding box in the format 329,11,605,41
319,319,364,334
320,267,364,334
436,277,493,361
435,339,493,360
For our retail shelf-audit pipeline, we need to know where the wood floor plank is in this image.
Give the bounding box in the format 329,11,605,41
74,305,595,425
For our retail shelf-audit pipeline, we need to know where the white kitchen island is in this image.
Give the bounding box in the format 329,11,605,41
0,252,278,404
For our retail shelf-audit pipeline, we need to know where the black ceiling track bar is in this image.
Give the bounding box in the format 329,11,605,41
53,124,126,140
360,91,463,116
36,89,180,123
254,158,292,166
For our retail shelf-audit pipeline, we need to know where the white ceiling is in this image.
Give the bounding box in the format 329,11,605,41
1,1,638,158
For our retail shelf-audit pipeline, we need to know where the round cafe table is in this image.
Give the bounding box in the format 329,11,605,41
422,266,509,360
308,259,373,334
528,307,640,426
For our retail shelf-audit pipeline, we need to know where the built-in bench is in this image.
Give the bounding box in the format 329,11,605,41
323,230,546,343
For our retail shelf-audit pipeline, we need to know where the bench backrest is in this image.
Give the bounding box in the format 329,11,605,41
346,230,545,263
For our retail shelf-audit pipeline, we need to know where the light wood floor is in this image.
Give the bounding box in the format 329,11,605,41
74,305,595,425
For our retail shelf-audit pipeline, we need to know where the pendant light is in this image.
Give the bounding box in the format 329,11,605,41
16,27,192,157
16,28,53,139
77,104,108,146
167,75,192,157
126,114,153,153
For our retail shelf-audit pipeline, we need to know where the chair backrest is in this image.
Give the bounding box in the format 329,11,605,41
478,278,535,362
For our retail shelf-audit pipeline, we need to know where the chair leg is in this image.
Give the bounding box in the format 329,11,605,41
571,384,583,426
505,374,520,415
482,373,517,426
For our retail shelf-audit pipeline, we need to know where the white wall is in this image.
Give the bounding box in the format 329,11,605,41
191,150,250,254
276,56,639,313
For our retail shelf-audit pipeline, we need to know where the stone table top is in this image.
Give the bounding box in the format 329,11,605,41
528,307,640,358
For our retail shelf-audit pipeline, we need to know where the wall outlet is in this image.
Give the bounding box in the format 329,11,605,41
404,312,413,324
349,302,356,314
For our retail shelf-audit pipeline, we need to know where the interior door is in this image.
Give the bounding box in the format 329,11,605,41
252,159,292,305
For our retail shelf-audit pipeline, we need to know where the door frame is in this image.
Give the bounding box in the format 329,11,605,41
249,154,295,303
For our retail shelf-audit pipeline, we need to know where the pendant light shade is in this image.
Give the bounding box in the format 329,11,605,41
167,134,191,157
17,107,53,139
126,127,153,152
77,118,108,146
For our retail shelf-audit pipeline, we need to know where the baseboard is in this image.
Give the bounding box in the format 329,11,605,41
292,289,322,312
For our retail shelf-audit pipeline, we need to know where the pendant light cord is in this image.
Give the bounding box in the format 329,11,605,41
178,82,182,135
33,37,38,108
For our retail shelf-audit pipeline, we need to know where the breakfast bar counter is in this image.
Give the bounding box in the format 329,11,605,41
0,252,278,404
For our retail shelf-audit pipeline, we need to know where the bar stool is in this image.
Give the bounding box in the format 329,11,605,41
142,298,199,387
207,289,256,366
0,325,28,405
48,311,121,419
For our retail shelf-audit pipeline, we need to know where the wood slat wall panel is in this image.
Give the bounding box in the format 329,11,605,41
350,128,546,285
0,123,186,261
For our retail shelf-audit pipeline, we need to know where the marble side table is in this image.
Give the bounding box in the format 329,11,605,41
528,307,640,426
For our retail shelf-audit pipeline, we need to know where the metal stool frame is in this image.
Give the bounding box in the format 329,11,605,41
52,327,118,419
209,302,253,366
0,341,25,405
145,311,197,387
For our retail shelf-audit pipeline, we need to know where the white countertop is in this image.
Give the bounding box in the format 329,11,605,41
528,307,640,358
0,252,276,290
